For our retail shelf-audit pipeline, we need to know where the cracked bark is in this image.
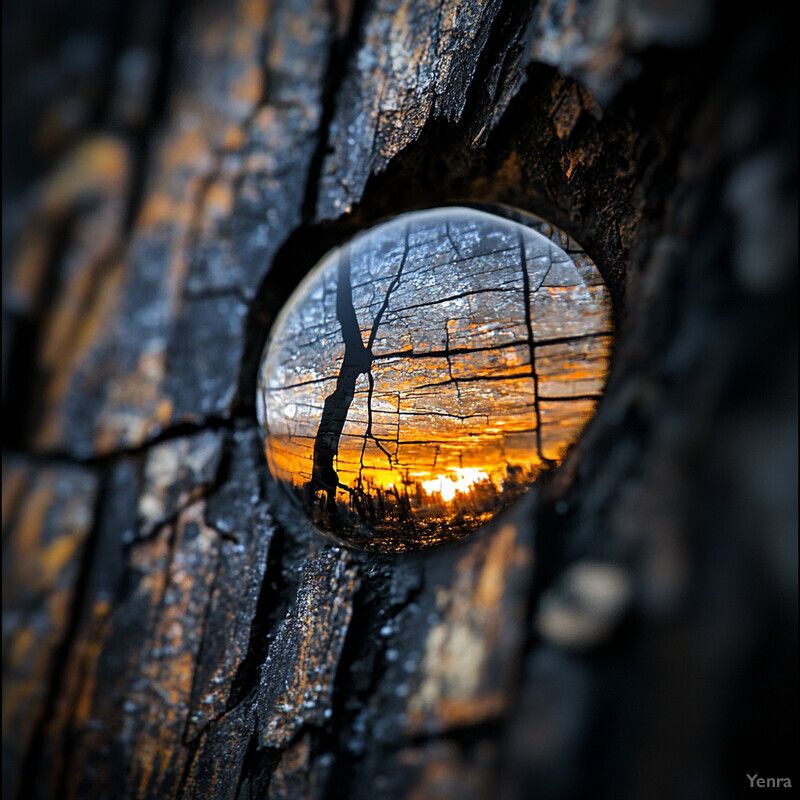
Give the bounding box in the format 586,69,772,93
2,1,796,799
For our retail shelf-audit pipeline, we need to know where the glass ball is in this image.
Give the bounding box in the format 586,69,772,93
256,206,612,552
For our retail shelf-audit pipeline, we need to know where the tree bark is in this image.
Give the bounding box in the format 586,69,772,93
2,1,796,799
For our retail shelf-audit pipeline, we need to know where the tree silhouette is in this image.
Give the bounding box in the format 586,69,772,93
308,231,411,522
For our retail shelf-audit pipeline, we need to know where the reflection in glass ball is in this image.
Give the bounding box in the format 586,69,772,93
257,207,612,552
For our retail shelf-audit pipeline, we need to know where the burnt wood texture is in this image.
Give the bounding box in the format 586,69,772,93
2,1,796,799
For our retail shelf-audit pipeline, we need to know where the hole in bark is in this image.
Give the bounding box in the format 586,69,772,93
255,206,613,552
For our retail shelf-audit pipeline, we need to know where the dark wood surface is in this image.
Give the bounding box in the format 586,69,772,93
3,1,796,798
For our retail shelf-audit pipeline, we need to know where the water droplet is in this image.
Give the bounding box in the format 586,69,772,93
257,206,612,552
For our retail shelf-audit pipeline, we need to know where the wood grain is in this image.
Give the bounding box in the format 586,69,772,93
2,0,795,798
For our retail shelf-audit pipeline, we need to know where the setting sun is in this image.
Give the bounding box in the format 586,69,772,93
422,469,491,503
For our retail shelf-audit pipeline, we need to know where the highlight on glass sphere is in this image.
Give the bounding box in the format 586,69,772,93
256,206,613,552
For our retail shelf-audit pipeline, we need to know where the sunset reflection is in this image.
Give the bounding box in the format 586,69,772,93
257,207,613,551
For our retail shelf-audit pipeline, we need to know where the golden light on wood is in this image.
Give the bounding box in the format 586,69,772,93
256,207,613,551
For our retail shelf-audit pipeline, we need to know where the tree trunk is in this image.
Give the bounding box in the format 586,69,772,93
3,1,796,799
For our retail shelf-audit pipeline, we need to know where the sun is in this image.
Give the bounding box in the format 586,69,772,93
421,468,490,503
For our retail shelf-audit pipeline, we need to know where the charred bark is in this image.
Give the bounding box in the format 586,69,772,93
2,1,797,799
